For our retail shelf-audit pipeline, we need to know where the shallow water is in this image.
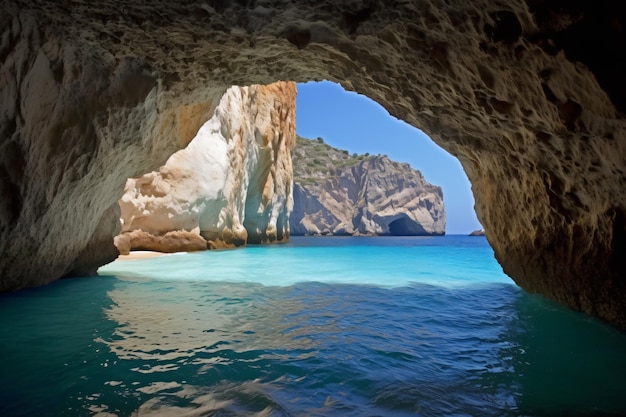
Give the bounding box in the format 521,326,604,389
1,236,625,416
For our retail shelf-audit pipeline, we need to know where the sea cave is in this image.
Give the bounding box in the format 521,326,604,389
0,1,625,332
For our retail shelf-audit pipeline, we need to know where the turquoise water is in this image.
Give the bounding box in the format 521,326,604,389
1,236,625,416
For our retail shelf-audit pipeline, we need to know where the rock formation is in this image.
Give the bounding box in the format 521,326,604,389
115,82,295,253
291,137,445,236
469,229,486,237
1,1,626,329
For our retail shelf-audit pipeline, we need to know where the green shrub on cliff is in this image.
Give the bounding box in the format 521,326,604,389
292,135,377,183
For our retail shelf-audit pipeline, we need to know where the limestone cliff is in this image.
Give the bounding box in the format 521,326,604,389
116,82,295,253
2,1,626,330
291,137,445,236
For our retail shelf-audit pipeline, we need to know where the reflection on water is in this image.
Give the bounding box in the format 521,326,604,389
88,275,626,417
100,280,317,363
2,237,626,416
96,279,526,416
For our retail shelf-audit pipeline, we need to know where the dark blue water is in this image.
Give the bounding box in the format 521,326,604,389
1,236,625,416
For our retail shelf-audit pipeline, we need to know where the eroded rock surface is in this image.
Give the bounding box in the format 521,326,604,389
116,83,295,253
1,1,625,329
291,137,445,236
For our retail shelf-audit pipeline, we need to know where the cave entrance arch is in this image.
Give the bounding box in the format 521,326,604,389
2,1,625,331
387,216,427,236
113,79,477,246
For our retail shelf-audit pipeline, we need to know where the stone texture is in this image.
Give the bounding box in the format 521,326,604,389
1,1,625,329
117,82,295,252
291,137,445,236
115,229,208,254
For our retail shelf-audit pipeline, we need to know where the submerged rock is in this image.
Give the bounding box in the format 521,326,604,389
116,82,295,252
291,137,445,236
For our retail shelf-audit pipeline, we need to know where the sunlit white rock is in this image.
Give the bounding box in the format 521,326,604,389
117,82,295,252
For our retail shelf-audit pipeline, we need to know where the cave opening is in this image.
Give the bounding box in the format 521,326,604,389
113,79,484,256
294,80,483,237
387,216,428,236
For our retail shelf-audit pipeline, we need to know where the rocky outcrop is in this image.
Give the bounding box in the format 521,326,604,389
114,229,208,254
116,83,295,253
469,229,486,237
291,137,445,236
1,1,626,329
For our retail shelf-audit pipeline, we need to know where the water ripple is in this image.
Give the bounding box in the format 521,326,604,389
2,237,626,416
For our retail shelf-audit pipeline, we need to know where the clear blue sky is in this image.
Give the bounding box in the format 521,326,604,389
295,81,482,235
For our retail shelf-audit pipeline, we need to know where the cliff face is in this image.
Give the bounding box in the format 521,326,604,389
2,1,626,329
116,82,295,252
291,137,445,236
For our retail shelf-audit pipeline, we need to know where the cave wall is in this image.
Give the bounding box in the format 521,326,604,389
1,0,625,329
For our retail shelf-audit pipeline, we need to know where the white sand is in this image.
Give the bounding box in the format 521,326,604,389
115,251,185,261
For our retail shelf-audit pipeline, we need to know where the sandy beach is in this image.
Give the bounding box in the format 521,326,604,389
115,251,184,261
